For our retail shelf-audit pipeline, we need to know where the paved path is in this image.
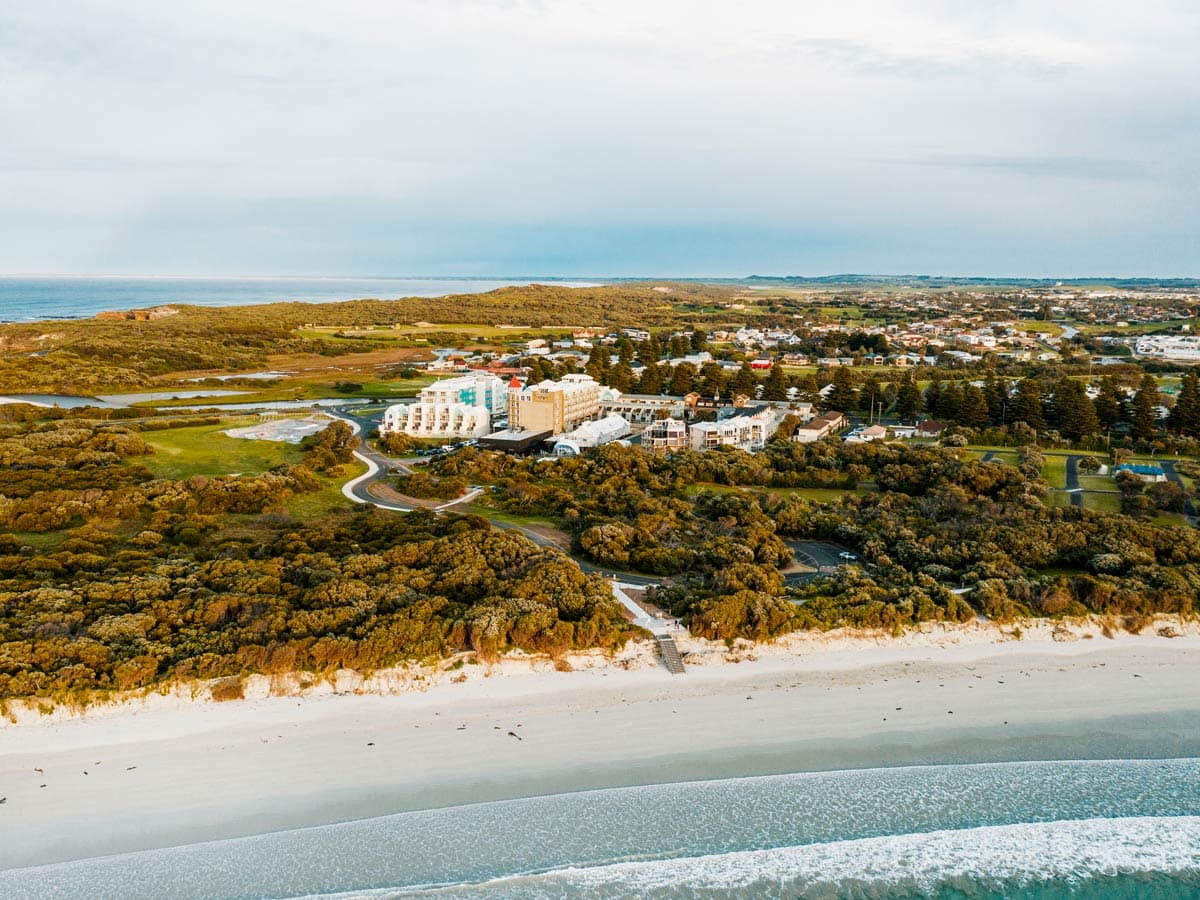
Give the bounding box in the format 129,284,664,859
329,413,665,586
1160,460,1198,524
1065,455,1084,508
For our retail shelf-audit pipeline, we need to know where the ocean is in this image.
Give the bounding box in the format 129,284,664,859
0,276,601,322
3,758,1198,899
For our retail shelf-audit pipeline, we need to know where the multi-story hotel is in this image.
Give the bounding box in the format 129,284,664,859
380,373,508,439
508,373,602,435
641,418,688,451
686,407,783,453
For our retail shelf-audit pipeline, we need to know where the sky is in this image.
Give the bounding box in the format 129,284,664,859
0,0,1197,277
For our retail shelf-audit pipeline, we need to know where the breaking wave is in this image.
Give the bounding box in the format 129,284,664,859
373,816,1200,898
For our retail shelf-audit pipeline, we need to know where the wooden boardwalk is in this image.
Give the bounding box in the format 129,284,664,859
656,634,687,675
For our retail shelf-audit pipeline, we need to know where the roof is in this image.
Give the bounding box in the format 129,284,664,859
476,430,553,453
1116,463,1165,476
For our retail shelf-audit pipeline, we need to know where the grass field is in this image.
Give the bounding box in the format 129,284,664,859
139,376,434,407
140,420,306,479
1078,474,1114,492
1081,492,1122,513
285,462,365,519
140,419,363,519
1016,320,1065,336
1041,455,1068,489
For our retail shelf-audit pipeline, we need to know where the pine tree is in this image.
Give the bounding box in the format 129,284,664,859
797,373,820,402
732,363,757,399
937,382,963,421
606,362,632,393
1131,374,1160,442
763,364,789,401
896,375,924,421
985,377,1007,424
960,384,990,428
669,336,688,358
637,363,663,395
690,328,707,353
617,338,634,364
643,334,663,364
1093,376,1124,429
923,375,943,420
824,366,857,411
1052,378,1099,443
669,362,697,395
1168,371,1200,437
1011,378,1045,430
525,357,548,383
699,362,726,397
585,344,609,381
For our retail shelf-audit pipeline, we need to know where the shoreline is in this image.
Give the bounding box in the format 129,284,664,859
3,619,1199,870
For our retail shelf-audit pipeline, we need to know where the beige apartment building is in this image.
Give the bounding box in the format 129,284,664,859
508,373,602,434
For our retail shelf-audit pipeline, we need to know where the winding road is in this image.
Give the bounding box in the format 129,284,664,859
330,413,662,586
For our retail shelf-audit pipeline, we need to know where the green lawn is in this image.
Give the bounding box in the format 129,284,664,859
1078,474,1114,492
141,420,364,519
1016,320,1065,336
285,463,365,519
1081,491,1122,513
140,420,306,479
1041,455,1068,489
139,377,432,407
1047,491,1073,509
1151,512,1192,528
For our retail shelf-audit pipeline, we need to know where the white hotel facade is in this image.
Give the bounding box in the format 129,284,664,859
380,373,508,439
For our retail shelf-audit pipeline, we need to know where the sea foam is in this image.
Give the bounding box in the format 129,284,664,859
379,816,1200,898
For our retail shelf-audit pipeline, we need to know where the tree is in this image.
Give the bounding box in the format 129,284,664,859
637,363,663,395
1131,374,1160,442
896,375,923,422
669,362,697,395
525,357,549,383
923,375,943,421
643,333,663,364
960,384,990,429
763,364,789,401
1050,378,1099,443
1168,371,1200,437
1011,378,1045,430
985,378,1007,425
732,363,757,399
824,367,857,411
690,328,707,353
585,344,609,381
606,362,633,393
796,373,820,403
617,338,635,364
1093,376,1124,430
936,382,963,421
699,362,726,397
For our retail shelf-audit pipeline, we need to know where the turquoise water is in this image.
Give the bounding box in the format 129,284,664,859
0,276,600,322
2,758,1198,899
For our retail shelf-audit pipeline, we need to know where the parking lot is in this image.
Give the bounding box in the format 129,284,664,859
786,540,858,571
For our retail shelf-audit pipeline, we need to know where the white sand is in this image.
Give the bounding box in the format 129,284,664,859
2,619,1199,869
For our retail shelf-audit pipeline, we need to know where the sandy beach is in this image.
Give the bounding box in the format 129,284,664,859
3,620,1200,871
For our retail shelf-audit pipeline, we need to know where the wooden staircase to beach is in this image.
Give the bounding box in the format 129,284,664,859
656,635,686,675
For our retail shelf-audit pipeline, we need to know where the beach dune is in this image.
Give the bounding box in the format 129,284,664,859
2,623,1199,870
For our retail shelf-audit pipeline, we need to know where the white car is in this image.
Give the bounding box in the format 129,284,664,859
838,551,858,561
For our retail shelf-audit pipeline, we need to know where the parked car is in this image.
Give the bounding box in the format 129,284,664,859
839,551,858,561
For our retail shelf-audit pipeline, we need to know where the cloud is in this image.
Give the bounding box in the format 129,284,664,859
0,0,1196,275
879,155,1151,181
